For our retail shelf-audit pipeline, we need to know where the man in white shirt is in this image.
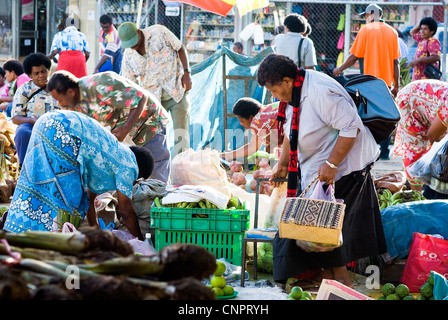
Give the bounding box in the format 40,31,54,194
273,13,317,70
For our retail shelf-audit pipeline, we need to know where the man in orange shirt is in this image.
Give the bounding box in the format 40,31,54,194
333,3,400,160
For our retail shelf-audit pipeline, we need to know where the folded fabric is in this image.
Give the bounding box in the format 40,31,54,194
239,22,256,41
239,22,265,45
337,14,345,31
337,51,344,67
163,184,230,209
253,23,265,45
337,32,344,50
247,228,278,239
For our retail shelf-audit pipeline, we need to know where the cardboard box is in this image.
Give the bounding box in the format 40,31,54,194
316,279,374,300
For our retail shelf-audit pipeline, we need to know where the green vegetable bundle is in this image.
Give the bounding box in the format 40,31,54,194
56,209,83,231
378,189,425,210
0,229,218,300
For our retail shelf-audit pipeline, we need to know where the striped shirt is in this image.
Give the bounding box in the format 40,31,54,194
50,26,90,53
100,24,121,58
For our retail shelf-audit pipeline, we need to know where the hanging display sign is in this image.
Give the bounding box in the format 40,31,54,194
166,6,181,16
22,0,34,20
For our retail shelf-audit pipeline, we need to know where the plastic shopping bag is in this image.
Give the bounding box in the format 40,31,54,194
400,233,448,292
431,138,448,183
408,134,448,185
171,148,231,197
295,180,344,253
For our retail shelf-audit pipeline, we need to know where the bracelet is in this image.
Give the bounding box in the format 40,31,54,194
325,160,338,169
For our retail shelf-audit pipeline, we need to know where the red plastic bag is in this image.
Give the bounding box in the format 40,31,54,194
401,233,448,292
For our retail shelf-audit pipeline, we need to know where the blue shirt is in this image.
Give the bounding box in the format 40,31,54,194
50,26,91,53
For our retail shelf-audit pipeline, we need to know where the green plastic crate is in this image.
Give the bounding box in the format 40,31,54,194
150,207,250,265
154,229,245,266
150,207,250,232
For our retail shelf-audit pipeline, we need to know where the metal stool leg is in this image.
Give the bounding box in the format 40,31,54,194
241,238,247,287
253,241,258,280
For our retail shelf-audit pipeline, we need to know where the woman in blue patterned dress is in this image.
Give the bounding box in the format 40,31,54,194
3,110,154,240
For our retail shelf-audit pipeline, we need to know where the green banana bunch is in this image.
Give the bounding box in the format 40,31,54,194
153,196,245,210
378,189,426,210
378,189,393,210
154,197,162,207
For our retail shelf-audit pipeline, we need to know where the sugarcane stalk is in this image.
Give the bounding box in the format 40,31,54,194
127,277,175,292
18,258,78,280
0,229,133,256
1,230,86,253
0,242,78,264
46,261,101,278
77,255,164,276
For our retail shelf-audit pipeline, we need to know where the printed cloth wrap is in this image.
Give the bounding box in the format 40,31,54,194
3,110,138,233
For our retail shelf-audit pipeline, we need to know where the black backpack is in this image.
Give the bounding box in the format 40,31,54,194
335,74,400,143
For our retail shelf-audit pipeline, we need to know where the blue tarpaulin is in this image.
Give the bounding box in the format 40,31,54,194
166,46,274,153
381,200,448,259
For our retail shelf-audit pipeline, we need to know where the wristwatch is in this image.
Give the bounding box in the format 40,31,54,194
184,68,191,73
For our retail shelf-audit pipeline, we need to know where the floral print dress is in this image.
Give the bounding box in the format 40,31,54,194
74,71,169,146
411,33,441,81
393,80,448,185
121,25,185,103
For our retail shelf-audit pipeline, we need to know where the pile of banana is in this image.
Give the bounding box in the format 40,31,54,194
154,197,220,209
153,196,244,210
378,189,426,210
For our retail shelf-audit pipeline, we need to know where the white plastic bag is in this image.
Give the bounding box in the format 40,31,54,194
264,183,287,229
295,180,343,253
407,134,448,185
310,180,333,201
171,148,231,197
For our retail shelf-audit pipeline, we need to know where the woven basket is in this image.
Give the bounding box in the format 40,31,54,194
279,177,346,246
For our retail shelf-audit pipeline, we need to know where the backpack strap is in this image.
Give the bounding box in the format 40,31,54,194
297,38,304,68
26,86,46,103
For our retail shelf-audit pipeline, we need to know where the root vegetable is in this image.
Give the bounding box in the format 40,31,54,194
259,158,271,170
251,169,274,195
158,243,217,281
32,284,82,300
232,172,246,186
170,278,216,300
253,169,262,179
78,275,149,300
261,182,274,196
250,179,257,192
0,266,31,300
229,161,243,172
